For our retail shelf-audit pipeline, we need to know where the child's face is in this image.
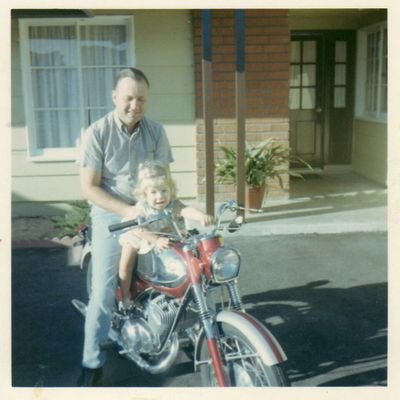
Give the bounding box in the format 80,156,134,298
145,183,171,210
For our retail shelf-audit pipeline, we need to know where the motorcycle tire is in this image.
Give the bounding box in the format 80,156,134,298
199,321,289,387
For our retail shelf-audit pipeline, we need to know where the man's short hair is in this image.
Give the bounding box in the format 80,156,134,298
114,67,150,89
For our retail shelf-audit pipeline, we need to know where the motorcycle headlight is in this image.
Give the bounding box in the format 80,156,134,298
210,247,241,283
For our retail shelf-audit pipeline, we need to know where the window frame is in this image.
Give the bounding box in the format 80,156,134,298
355,21,387,123
19,15,135,161
289,39,319,111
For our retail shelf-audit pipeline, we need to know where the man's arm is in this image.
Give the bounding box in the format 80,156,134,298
80,167,139,219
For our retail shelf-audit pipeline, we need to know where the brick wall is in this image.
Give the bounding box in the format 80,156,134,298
192,9,291,202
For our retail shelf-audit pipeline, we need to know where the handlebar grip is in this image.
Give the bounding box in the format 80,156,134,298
108,219,139,233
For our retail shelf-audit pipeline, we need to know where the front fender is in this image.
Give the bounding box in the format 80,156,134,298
216,310,287,366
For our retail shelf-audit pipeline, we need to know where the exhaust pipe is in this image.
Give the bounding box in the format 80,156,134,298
123,333,180,374
72,298,179,374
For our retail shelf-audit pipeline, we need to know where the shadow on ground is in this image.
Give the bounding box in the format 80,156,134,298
11,248,387,387
242,280,387,386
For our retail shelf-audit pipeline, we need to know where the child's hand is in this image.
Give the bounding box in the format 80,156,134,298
201,214,214,227
155,237,170,252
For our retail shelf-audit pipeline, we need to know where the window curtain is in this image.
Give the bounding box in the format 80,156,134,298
28,23,127,149
365,27,387,118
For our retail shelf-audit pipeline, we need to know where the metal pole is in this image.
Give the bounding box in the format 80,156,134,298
201,10,215,216
235,10,246,217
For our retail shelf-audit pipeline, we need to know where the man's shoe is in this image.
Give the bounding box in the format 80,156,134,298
76,367,103,387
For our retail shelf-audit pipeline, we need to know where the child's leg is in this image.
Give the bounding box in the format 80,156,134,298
118,244,138,307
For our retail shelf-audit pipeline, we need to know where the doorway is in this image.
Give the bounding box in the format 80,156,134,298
289,31,356,170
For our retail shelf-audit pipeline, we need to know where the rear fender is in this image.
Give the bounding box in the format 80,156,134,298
215,310,287,366
80,243,92,270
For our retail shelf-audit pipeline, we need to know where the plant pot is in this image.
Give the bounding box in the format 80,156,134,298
245,185,266,210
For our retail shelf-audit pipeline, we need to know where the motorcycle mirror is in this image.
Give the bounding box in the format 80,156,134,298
227,216,244,232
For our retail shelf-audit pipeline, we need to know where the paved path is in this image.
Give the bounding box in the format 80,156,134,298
11,231,387,387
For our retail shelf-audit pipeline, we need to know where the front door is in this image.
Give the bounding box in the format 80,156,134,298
289,33,323,169
289,31,355,169
324,31,356,164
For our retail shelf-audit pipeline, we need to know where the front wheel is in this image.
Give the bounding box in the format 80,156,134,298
199,322,289,386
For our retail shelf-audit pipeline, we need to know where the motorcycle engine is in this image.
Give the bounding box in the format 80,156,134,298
121,294,179,355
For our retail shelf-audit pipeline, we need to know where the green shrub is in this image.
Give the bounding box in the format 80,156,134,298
215,139,312,189
52,200,90,238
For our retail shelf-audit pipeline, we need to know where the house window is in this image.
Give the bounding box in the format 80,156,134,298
19,16,134,159
333,41,347,108
289,40,318,110
356,22,387,122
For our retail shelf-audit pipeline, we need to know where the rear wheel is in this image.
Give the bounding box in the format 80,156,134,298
199,322,289,386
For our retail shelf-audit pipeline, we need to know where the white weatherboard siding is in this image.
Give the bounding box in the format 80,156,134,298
11,10,197,216
352,119,387,186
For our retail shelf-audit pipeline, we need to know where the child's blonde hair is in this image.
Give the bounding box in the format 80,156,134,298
134,161,177,201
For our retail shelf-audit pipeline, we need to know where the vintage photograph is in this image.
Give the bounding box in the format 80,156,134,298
3,2,399,400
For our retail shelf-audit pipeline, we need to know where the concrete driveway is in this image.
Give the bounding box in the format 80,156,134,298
9,166,389,388
11,230,387,387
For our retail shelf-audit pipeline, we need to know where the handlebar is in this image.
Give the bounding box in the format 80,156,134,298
212,200,262,233
108,201,261,235
108,213,178,235
108,219,139,233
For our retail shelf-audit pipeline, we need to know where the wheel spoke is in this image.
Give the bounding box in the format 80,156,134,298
220,334,269,386
233,336,249,373
199,323,288,386
223,352,259,361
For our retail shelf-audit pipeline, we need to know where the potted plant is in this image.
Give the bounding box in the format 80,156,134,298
215,139,311,209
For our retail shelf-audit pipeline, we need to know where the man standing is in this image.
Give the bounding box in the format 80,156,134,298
77,68,173,386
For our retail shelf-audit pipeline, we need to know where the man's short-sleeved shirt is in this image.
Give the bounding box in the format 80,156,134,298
80,111,173,204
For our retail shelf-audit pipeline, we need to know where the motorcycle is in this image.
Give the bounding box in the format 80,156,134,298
72,200,290,386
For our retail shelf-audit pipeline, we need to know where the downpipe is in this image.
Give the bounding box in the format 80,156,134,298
123,333,180,374
71,298,180,374
124,290,193,374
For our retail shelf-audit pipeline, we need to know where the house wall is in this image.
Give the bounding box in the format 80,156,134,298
289,9,387,30
192,9,291,202
11,9,197,216
352,12,387,186
352,119,387,185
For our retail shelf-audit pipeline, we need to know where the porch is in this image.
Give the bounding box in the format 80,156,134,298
233,165,387,235
186,165,387,236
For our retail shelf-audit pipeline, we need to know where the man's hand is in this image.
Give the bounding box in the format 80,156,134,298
80,166,135,218
122,205,141,220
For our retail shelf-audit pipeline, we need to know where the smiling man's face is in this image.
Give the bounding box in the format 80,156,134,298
112,77,149,133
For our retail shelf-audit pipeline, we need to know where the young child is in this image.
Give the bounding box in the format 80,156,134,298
118,161,213,308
